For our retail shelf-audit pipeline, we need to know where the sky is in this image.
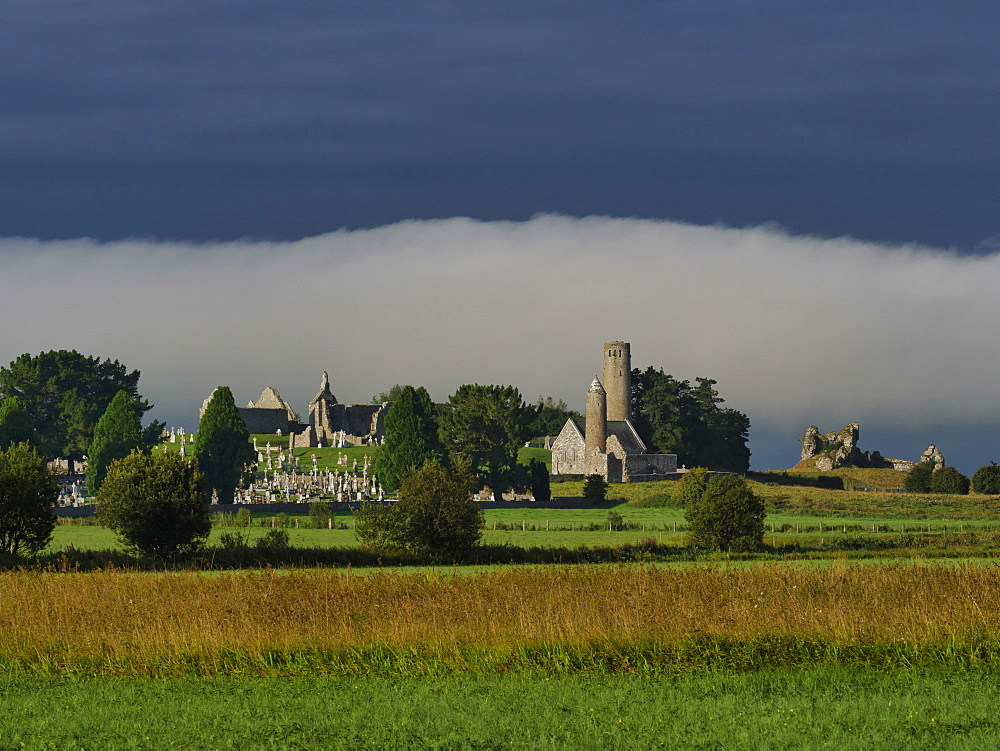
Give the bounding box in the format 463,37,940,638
1,2,998,473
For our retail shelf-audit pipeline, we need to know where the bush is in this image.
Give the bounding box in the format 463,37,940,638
255,528,290,550
685,475,765,552
674,467,710,507
234,507,252,528
354,501,407,552
0,442,58,556
308,502,334,529
904,462,935,493
356,459,482,561
972,462,1000,495
930,466,970,495
97,451,211,557
607,510,624,531
583,474,608,501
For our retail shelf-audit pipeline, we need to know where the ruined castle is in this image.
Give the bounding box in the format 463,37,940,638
550,342,677,482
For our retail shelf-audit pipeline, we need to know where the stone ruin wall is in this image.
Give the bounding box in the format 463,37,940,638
800,422,941,472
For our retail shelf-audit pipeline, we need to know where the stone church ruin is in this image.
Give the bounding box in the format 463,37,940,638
550,341,677,482
200,372,388,449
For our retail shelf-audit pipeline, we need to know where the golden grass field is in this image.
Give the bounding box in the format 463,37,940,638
5,561,1000,676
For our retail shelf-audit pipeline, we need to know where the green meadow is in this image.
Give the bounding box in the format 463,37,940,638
2,671,998,749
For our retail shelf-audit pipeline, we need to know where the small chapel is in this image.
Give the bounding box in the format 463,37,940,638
550,341,677,483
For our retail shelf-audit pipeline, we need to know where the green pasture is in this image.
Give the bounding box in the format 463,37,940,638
1,671,998,749
48,498,1000,555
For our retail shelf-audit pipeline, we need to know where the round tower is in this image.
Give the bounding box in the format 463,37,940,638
584,376,607,460
603,341,631,422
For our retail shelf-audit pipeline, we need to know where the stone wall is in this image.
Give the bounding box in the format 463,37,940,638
237,407,291,435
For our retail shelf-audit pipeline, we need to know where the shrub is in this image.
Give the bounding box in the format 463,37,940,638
0,442,58,556
97,451,211,557
354,501,407,552
930,466,970,495
685,475,765,552
972,462,1000,495
308,502,334,529
218,531,248,549
234,507,252,528
674,467,710,508
255,528,290,550
904,462,935,493
583,474,608,501
356,459,482,561
607,510,624,531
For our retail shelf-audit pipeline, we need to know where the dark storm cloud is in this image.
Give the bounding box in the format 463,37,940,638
1,1,997,246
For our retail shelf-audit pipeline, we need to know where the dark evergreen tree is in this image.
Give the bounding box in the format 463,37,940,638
630,368,750,472
685,475,765,552
0,396,36,449
0,442,58,557
972,462,1000,495
86,390,143,494
194,386,255,503
528,458,551,502
0,350,163,469
929,466,970,495
97,451,211,557
374,385,444,492
438,384,534,495
904,461,935,493
583,473,608,501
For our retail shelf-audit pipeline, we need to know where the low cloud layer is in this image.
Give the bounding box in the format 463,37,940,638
2,216,997,471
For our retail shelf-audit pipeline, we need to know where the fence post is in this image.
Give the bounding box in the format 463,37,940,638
522,520,526,532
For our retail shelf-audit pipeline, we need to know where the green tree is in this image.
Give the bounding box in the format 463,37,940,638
0,442,58,556
371,384,408,404
438,384,534,496
973,462,1000,495
375,385,445,492
904,461,935,493
930,466,970,495
529,396,583,438
86,390,144,494
0,396,36,449
685,475,765,552
0,350,163,469
528,458,551,502
97,451,211,557
194,386,255,504
631,369,750,472
355,459,482,561
674,467,710,507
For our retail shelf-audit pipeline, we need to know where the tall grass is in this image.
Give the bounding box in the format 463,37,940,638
4,563,1000,676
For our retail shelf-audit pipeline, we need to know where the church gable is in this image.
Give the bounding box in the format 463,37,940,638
551,419,586,475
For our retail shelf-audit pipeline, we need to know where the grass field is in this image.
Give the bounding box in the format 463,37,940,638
1,671,996,749
6,562,1000,676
